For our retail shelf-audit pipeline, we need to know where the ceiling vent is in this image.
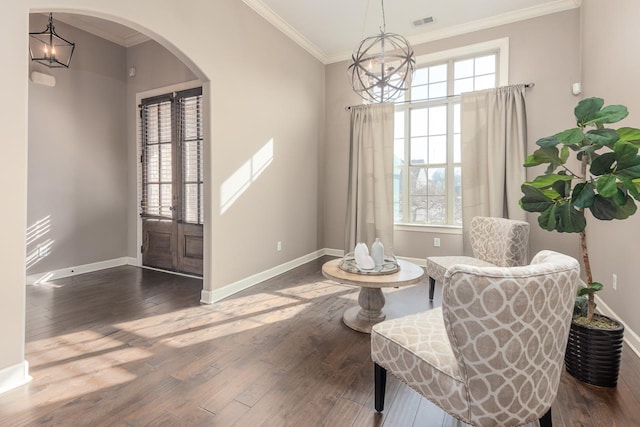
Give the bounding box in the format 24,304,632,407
413,16,434,26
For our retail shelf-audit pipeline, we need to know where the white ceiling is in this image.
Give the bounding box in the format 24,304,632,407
49,0,580,62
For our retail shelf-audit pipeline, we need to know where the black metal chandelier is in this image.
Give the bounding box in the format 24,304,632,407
348,0,415,103
29,13,75,69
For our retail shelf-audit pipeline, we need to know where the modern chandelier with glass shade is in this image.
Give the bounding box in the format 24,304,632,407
29,13,75,68
348,0,416,103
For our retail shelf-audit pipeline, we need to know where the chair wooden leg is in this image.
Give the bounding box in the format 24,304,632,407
539,407,552,427
374,363,387,412
429,277,436,301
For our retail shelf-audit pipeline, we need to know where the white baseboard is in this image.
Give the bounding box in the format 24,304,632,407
595,295,640,361
201,248,332,304
0,361,31,395
324,248,345,257
396,255,426,267
26,257,132,285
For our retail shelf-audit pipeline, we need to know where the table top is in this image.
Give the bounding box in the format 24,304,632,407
321,258,424,289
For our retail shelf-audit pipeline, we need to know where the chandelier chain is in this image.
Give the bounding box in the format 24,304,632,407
380,0,386,32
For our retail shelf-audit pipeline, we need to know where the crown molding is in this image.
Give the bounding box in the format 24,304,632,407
241,0,328,64
326,0,581,64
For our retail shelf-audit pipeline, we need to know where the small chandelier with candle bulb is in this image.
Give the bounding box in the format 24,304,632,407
29,13,75,69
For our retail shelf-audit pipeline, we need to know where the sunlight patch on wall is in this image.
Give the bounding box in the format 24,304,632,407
25,215,54,271
220,138,274,214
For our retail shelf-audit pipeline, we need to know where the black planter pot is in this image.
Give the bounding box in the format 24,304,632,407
564,314,624,387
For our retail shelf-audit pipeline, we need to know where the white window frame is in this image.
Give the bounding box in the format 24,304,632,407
394,37,509,234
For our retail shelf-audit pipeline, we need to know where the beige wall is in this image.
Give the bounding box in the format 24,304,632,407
2,0,327,379
323,9,582,262
581,0,640,336
125,40,198,258
27,14,128,275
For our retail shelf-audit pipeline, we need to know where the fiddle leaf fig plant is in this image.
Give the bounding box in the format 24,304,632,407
520,97,640,324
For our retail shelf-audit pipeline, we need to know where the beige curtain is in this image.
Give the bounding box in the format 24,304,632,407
345,103,395,253
460,85,528,255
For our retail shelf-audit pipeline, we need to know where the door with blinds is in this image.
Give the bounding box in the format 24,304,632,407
140,87,204,276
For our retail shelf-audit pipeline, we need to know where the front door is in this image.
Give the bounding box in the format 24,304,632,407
140,87,204,276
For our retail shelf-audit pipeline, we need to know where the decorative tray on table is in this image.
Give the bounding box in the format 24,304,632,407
338,254,400,275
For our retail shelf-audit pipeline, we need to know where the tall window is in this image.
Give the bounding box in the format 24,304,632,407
140,87,204,225
394,50,499,227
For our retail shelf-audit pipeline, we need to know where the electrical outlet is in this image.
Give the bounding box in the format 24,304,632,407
612,273,617,291
434,237,441,247
277,241,282,251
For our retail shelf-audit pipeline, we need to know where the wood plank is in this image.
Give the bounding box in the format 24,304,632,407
0,258,638,427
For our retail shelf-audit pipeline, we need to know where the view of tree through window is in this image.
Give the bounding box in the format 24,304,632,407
394,52,498,226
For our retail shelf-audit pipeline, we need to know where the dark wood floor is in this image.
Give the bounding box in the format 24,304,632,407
1,257,639,426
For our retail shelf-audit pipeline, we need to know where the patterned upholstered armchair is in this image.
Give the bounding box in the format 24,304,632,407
426,216,530,301
372,250,580,427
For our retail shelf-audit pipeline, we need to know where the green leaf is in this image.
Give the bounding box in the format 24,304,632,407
556,128,584,145
577,282,604,296
526,173,574,189
585,128,619,146
613,139,639,163
538,204,559,231
588,194,636,220
595,174,618,197
557,202,587,232
520,185,554,212
612,187,627,206
575,97,604,124
590,195,618,220
590,152,616,176
586,105,629,125
616,163,640,179
572,182,595,208
523,146,564,168
536,136,561,148
560,145,570,163
615,195,637,219
618,127,640,143
621,177,640,200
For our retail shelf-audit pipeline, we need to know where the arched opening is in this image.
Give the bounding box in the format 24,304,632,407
26,9,211,300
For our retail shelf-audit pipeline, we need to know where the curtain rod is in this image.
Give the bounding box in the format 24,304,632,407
345,82,535,110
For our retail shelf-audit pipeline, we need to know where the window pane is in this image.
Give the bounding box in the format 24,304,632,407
410,168,428,196
183,141,200,182
453,103,461,134
475,55,496,75
428,106,447,135
145,105,158,143
428,168,446,195
160,143,172,182
428,82,447,99
393,167,403,222
394,139,405,166
429,136,446,164
454,77,474,95
184,183,199,224
429,64,447,82
410,109,428,136
147,184,159,216
411,85,428,101
410,137,428,165
454,167,462,225
454,58,474,79
475,74,496,91
146,144,159,182
428,196,446,223
410,195,427,223
453,134,461,163
159,103,172,143
394,111,405,139
413,67,428,85
160,184,172,217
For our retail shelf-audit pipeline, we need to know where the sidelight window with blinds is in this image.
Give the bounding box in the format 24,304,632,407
140,87,204,225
